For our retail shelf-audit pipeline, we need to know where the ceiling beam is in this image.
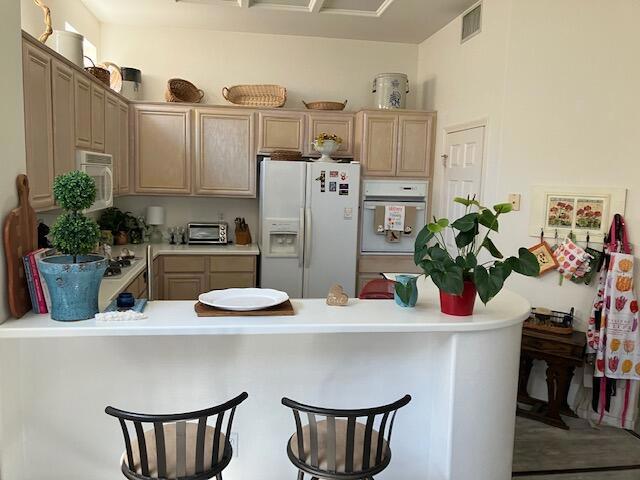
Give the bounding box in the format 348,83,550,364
308,0,326,13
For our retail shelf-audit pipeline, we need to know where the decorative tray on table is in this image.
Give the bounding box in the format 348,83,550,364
195,288,294,317
524,307,574,335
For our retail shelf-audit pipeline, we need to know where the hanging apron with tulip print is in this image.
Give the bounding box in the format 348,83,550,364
583,215,640,428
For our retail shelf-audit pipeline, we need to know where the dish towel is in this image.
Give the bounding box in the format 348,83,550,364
384,205,405,232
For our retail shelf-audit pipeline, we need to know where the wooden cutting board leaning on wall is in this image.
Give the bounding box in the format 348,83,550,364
3,174,38,318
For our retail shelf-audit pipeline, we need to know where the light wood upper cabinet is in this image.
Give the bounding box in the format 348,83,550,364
90,84,105,151
134,105,192,194
359,112,398,177
51,59,76,178
397,113,435,177
74,75,92,148
257,111,305,153
195,108,256,197
22,41,55,210
117,101,130,195
357,110,436,178
305,112,354,157
104,93,120,192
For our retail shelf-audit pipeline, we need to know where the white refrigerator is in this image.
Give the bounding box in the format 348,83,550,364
259,159,360,298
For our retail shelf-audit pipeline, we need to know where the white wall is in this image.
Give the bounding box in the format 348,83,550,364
20,0,102,58
100,24,418,109
1,2,27,322
0,3,27,478
418,0,640,403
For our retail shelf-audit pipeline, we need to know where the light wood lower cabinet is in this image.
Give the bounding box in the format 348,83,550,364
51,58,76,178
195,108,256,197
134,105,192,194
156,254,257,300
22,40,55,210
124,270,148,299
257,111,305,153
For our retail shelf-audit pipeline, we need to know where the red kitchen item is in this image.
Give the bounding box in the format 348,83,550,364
359,278,395,300
439,281,477,316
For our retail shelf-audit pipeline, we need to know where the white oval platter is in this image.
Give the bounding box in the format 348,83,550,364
198,288,289,311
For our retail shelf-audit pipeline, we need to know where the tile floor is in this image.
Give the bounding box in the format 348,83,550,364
512,416,640,479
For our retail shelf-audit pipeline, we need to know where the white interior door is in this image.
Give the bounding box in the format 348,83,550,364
441,126,485,248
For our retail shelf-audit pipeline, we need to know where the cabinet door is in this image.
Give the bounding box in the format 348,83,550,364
90,84,105,151
209,272,255,290
51,59,76,178
104,93,120,193
361,113,398,177
397,114,435,178
195,108,256,197
162,274,206,300
305,113,354,157
257,111,305,153
74,75,92,148
134,105,192,194
117,101,130,195
22,41,54,210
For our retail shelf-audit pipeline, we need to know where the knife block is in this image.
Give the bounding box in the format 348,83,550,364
235,228,252,245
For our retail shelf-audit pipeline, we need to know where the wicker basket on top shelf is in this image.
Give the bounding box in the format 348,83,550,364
165,78,204,103
222,84,286,108
302,100,347,111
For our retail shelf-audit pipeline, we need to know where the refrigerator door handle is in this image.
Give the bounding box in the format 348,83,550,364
299,207,305,268
304,207,312,269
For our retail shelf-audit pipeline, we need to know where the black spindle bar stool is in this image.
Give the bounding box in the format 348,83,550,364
282,395,411,480
105,392,248,480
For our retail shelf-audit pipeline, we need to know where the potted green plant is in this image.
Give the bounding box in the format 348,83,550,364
414,197,539,316
98,207,130,245
38,171,107,321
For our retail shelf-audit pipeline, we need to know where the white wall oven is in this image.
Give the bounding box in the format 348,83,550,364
360,179,428,255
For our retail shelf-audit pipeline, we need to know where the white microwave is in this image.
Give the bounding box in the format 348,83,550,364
76,150,113,213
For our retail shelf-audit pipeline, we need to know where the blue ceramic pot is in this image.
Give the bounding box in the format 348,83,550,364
394,274,418,308
38,255,108,321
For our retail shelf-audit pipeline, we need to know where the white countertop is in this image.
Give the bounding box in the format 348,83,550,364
0,278,530,338
99,243,260,310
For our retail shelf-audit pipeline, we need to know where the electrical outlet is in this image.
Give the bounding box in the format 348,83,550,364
229,432,239,457
508,193,521,211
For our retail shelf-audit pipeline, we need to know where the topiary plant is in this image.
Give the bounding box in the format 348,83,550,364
49,171,100,263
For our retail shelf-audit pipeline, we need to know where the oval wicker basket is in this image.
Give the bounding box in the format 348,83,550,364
222,84,286,108
302,100,347,111
165,78,204,103
83,57,110,87
271,150,303,161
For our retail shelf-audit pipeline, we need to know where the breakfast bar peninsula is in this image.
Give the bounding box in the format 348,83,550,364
0,278,530,480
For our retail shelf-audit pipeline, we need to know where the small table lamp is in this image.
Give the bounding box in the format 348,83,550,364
146,206,165,244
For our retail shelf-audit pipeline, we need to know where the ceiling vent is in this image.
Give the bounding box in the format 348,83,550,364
461,3,482,43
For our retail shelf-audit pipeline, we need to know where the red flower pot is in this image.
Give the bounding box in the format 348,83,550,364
439,281,477,316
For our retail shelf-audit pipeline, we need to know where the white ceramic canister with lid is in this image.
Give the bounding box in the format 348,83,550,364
51,30,84,67
372,73,409,109
120,67,142,101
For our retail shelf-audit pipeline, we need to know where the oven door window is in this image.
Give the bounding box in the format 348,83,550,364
190,226,220,241
361,201,426,254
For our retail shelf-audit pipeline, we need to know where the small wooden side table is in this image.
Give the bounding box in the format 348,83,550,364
517,329,586,429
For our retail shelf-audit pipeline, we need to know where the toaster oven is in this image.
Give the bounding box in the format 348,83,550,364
187,223,228,245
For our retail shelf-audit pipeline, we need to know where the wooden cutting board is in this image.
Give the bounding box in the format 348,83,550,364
3,175,38,318
194,300,295,317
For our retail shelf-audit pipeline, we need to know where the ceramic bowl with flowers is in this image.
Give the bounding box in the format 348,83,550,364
312,133,342,162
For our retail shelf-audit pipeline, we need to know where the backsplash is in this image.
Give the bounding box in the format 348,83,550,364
113,196,259,244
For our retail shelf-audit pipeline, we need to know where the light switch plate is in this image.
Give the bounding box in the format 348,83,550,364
344,208,353,219
508,194,521,211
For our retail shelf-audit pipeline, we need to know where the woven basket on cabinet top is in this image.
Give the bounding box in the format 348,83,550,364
222,84,287,107
165,78,204,103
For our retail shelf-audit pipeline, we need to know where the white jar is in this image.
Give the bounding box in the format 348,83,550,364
372,73,409,109
51,30,84,67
